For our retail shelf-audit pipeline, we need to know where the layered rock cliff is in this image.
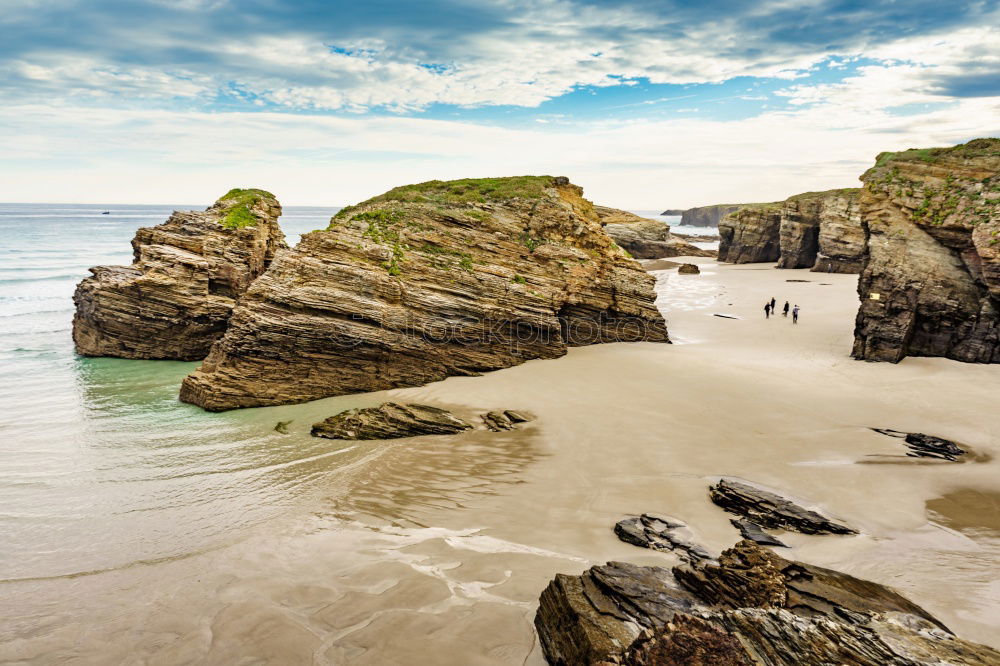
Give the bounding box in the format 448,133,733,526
777,189,862,271
680,204,750,227
180,177,669,410
595,206,714,259
716,189,864,270
717,203,782,263
72,189,285,360
853,138,1000,363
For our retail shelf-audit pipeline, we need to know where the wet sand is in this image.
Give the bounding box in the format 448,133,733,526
3,258,1000,663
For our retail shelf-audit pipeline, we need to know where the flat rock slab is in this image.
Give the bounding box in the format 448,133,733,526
729,519,787,547
311,402,472,440
614,514,714,563
872,428,966,461
709,478,856,535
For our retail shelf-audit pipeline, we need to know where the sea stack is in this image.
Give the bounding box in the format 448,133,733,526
717,203,782,263
72,189,285,360
777,189,863,272
853,138,1000,363
180,176,669,411
680,204,751,227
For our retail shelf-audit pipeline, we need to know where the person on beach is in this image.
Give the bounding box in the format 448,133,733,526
792,305,800,324
764,302,771,319
783,301,790,317
770,297,776,312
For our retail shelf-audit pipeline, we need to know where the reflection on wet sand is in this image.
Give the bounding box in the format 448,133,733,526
319,424,543,527
927,488,1000,534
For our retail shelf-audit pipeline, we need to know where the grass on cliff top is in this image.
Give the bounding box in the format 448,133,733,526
334,176,555,218
873,138,1000,170
217,188,274,229
785,187,861,201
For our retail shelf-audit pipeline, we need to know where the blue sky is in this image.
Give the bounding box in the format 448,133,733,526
1,0,998,207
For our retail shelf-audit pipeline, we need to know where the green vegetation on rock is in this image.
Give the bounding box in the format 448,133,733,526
335,176,554,218
217,188,274,229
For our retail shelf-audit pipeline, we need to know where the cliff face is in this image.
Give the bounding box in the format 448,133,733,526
680,204,749,227
777,189,862,272
180,177,669,411
595,206,714,259
717,204,781,263
853,138,1000,363
72,190,285,360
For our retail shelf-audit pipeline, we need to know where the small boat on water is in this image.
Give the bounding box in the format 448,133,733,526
101,211,110,215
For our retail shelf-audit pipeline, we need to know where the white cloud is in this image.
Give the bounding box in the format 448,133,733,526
2,90,996,208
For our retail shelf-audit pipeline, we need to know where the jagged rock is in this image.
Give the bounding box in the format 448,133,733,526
718,204,782,264
776,189,862,271
872,428,967,461
595,206,715,259
481,410,519,431
180,177,669,410
709,479,856,535
614,514,714,563
853,138,1000,363
310,402,472,440
729,519,787,547
534,562,707,666
677,263,700,274
273,420,292,434
680,204,755,228
72,189,285,360
535,540,1000,665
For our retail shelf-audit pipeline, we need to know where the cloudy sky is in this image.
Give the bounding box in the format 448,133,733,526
2,0,999,208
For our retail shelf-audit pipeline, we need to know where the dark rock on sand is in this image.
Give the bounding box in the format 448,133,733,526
872,428,967,461
853,138,1000,363
72,189,285,360
180,177,669,410
480,410,532,431
535,540,1000,665
614,514,714,563
709,478,856,535
677,263,700,274
729,519,787,547
311,402,472,440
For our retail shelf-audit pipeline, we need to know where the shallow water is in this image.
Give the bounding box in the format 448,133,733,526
1,209,999,663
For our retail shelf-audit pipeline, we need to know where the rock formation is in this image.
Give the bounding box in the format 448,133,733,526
853,138,1000,363
872,428,967,461
680,204,751,228
776,189,862,272
310,402,472,440
677,263,700,274
660,209,686,216
72,189,285,360
480,409,531,431
716,189,864,270
535,540,1000,665
180,177,669,410
614,514,714,563
594,206,714,259
709,479,856,535
717,204,782,264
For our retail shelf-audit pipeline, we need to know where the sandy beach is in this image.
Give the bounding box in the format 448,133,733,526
4,256,999,664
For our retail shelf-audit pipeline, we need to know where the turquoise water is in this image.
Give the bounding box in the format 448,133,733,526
0,203,380,582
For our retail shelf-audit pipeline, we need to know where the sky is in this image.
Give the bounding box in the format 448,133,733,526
1,0,999,208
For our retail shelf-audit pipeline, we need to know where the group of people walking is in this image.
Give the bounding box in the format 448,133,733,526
764,297,799,323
